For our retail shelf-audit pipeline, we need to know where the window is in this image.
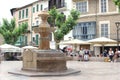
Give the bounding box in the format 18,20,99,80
32,23,35,26
32,37,35,42
100,0,108,13
40,4,43,11
101,24,108,37
26,8,28,18
19,11,21,20
76,1,88,13
36,20,39,25
73,22,96,40
22,10,24,19
25,36,27,45
36,4,39,12
33,7,35,13
61,0,65,7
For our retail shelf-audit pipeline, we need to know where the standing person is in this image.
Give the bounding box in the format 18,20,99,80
113,48,119,62
84,48,89,61
78,48,84,61
108,48,114,62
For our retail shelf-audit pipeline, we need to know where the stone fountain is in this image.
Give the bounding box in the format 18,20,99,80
22,11,67,72
8,11,80,76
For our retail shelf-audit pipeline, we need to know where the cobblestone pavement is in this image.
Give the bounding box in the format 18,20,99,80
0,61,120,80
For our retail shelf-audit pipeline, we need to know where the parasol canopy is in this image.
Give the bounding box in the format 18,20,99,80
87,37,117,44
59,39,90,45
87,37,117,52
0,44,21,52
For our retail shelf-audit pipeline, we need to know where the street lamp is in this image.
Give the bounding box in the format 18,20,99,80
115,21,120,49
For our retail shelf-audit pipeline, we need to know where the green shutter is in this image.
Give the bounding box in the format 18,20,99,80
33,7,35,13
22,10,24,19
36,34,39,45
19,11,21,19
41,4,43,11
36,4,39,12
26,8,28,18
25,36,27,45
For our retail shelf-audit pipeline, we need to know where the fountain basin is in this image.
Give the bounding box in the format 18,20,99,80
22,49,67,72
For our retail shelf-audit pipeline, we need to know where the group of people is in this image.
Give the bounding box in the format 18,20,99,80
78,48,90,61
61,46,91,61
61,46,120,62
103,48,120,62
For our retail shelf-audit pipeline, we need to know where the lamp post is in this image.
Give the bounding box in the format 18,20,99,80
115,22,120,49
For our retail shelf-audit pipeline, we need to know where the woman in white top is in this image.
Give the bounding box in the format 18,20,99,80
108,48,114,62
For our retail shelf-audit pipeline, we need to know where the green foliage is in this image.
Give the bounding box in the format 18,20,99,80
56,13,65,28
113,0,120,5
70,9,80,20
113,0,120,12
48,7,58,27
54,30,64,42
60,24,69,34
48,8,80,44
0,18,28,45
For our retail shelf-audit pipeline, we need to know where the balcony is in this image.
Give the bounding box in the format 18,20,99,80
49,1,67,11
57,2,67,11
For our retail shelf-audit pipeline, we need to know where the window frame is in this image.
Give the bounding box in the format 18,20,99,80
99,0,108,13
76,0,88,13
99,21,110,38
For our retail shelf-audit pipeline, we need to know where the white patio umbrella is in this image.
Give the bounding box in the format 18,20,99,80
59,39,90,51
0,44,21,52
87,37,117,52
59,39,90,45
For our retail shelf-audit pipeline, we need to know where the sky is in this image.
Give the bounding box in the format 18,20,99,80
0,0,37,23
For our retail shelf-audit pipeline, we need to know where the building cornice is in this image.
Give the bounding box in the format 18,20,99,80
80,12,120,18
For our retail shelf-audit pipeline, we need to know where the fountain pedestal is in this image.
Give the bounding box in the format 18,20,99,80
22,11,67,72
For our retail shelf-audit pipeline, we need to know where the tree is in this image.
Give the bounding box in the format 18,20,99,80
48,7,80,48
0,18,28,45
113,0,120,12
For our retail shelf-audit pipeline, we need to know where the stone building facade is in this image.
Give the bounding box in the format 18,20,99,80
72,0,120,55
10,0,66,48
11,0,120,53
73,0,120,40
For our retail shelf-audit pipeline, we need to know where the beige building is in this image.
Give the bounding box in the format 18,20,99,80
11,0,66,49
11,0,49,47
71,0,120,55
11,0,120,53
72,0,119,39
